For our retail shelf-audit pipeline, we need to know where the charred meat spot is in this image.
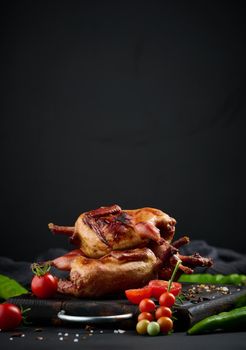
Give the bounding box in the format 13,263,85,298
114,213,132,226
82,216,109,246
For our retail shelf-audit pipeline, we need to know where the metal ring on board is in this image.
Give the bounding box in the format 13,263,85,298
57,310,133,323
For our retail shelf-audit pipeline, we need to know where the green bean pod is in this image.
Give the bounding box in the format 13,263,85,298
187,306,246,335
178,273,246,285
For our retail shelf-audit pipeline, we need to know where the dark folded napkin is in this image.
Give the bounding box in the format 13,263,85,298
0,242,245,286
0,248,68,286
180,240,246,275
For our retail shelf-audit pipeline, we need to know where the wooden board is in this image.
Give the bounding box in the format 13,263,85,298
8,294,138,329
173,284,246,330
8,284,246,330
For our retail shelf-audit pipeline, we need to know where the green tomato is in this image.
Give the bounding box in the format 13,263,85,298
147,321,160,336
136,319,150,335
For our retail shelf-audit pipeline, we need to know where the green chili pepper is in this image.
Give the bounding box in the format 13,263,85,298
187,306,246,334
178,274,246,286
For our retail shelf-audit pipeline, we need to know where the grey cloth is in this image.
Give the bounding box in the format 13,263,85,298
0,242,245,286
0,248,68,286
180,240,246,274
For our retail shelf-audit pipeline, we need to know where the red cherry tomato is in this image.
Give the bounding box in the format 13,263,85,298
0,303,22,330
155,306,172,319
159,292,176,308
157,316,173,334
139,298,156,313
125,287,152,304
31,273,58,299
148,280,182,299
138,312,154,322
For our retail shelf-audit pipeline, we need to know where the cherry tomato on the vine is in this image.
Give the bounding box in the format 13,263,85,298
155,306,172,319
138,312,154,322
136,319,150,335
147,321,160,336
125,287,152,305
31,273,58,299
159,292,176,308
31,263,58,299
157,316,173,334
139,298,156,313
148,280,182,299
0,303,22,330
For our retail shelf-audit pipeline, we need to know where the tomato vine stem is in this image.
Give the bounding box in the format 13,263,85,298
167,260,181,293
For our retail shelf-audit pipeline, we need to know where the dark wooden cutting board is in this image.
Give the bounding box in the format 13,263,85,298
8,284,246,330
8,294,138,329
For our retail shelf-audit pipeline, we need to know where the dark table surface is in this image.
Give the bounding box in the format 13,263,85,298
0,326,246,350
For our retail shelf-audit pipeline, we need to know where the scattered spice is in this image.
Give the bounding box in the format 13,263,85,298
34,328,43,332
85,325,94,332
36,336,44,341
182,284,231,304
10,332,24,337
114,329,126,334
118,329,126,333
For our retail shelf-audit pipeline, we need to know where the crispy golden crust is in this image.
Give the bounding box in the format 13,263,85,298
58,248,158,297
73,206,176,258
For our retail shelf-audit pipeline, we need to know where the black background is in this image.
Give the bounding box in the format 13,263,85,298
1,1,246,261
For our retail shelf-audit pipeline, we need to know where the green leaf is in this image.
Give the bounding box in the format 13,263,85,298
0,274,28,300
